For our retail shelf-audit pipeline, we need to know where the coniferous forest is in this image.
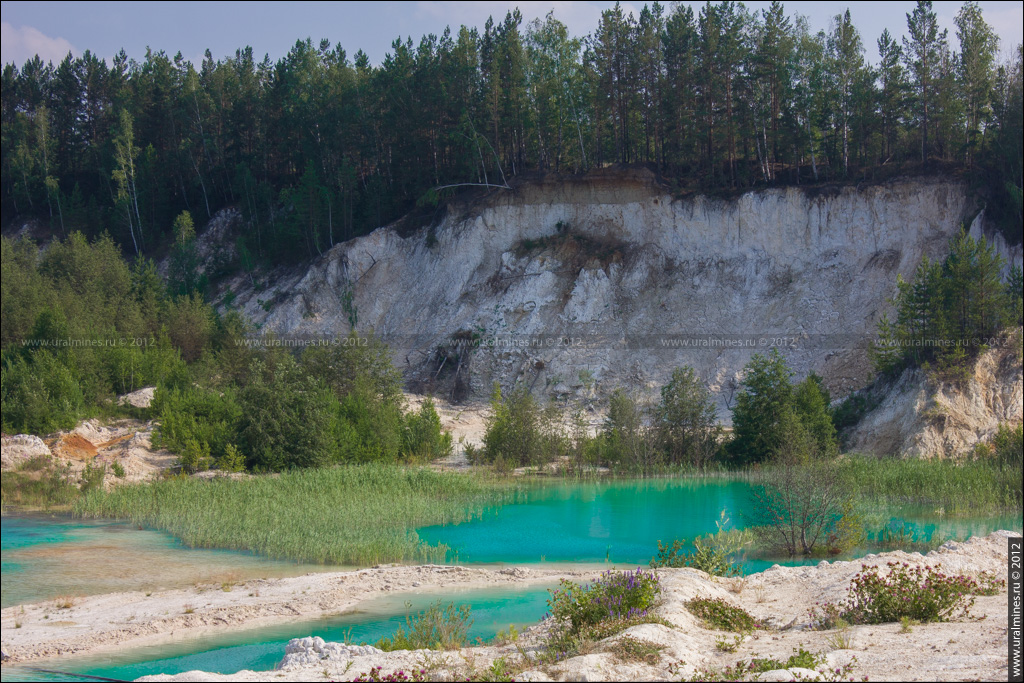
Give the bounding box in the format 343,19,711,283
2,0,1022,269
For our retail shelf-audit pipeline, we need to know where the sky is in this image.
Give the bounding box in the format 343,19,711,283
2,1,1022,70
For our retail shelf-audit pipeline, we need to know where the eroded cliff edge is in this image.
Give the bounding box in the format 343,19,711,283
225,172,1017,417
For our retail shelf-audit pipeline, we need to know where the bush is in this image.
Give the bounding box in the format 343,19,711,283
810,562,987,627
237,358,340,470
375,601,472,651
748,412,860,557
547,568,661,634
651,514,751,577
601,388,659,473
729,352,837,465
152,384,242,462
218,443,246,473
482,383,560,467
402,397,453,460
685,597,761,632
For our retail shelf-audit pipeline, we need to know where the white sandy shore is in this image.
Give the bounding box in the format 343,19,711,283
0,564,602,663
2,531,1019,682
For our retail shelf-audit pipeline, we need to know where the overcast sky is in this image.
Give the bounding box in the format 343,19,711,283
2,1,1022,70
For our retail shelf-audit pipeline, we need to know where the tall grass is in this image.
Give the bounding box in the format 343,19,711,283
73,464,513,565
836,455,1022,515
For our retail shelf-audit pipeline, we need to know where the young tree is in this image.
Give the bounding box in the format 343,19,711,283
728,350,793,465
654,366,721,469
748,410,856,557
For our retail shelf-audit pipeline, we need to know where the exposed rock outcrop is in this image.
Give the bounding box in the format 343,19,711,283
845,335,1023,457
224,172,1015,414
0,435,50,469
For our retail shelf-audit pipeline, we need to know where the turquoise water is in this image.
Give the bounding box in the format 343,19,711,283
417,478,1022,572
1,515,335,608
1,584,554,682
2,480,1020,681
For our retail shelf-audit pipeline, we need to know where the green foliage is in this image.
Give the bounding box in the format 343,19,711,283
836,452,1022,514
178,437,212,474
0,458,77,509
4,3,1018,275
547,568,661,635
168,211,206,297
74,464,513,565
989,422,1024,467
482,383,561,467
871,230,1019,377
152,385,242,463
218,443,246,473
601,388,659,473
685,597,760,632
79,462,106,492
403,397,453,461
0,232,200,435
810,562,985,626
654,367,722,469
237,357,340,471
748,412,861,557
729,351,836,465
111,461,126,479
650,513,750,576
376,601,473,651
607,636,665,665
747,647,825,674
1,350,85,434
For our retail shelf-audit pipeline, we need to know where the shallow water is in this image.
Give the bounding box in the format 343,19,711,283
417,478,1022,571
1,515,337,608
1,584,554,682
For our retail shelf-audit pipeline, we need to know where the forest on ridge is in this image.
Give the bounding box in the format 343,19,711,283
2,0,1022,268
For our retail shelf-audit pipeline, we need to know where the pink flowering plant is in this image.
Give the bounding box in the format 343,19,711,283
810,562,999,627
352,666,427,682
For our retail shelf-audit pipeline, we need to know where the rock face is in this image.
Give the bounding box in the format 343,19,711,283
845,337,1023,457
224,172,1016,414
278,637,382,669
0,435,51,470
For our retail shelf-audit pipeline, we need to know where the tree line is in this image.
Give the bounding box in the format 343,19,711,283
2,1,1021,270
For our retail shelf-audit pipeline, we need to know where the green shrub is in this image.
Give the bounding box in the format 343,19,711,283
651,513,751,576
218,443,246,473
685,597,760,632
1,350,85,434
653,366,721,469
403,397,453,460
111,461,126,478
178,437,212,474
482,384,561,467
376,601,472,651
810,562,988,627
748,647,825,673
79,463,106,492
152,384,242,462
547,568,661,635
237,358,340,470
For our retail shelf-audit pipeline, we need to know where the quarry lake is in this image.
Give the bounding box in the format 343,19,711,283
4,478,1020,607
0,584,555,682
2,477,1021,680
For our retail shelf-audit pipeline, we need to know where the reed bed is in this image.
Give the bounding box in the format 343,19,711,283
835,455,1022,515
73,464,514,565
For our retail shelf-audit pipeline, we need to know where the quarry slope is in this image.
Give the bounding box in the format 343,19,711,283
226,172,1017,416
